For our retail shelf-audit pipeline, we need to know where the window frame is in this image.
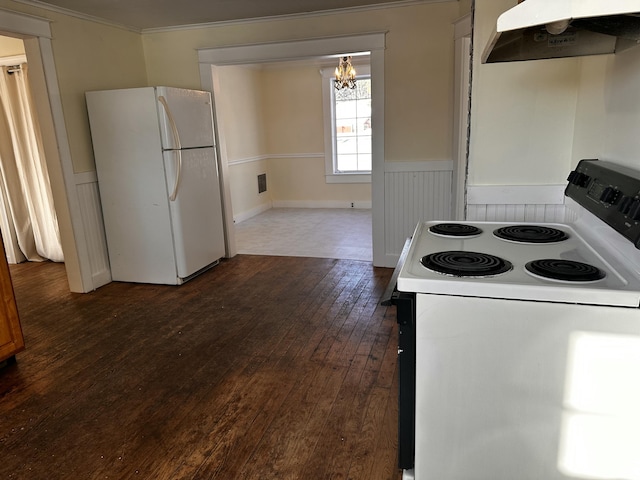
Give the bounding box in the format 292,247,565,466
322,64,372,184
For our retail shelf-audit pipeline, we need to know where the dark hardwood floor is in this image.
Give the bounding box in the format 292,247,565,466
0,255,400,480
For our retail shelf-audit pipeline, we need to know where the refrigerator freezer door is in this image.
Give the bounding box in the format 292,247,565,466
156,87,215,150
86,87,179,285
163,147,225,279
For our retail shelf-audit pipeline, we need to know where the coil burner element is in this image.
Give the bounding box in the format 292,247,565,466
525,259,605,282
494,225,569,243
429,223,483,237
421,251,513,277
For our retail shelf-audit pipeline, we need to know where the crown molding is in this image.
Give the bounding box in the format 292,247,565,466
11,0,142,33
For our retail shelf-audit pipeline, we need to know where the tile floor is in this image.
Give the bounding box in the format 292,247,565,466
234,208,372,262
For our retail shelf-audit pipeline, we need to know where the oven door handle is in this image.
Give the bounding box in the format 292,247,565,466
381,236,413,306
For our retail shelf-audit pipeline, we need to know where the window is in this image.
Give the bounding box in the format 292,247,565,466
334,78,372,172
322,64,371,183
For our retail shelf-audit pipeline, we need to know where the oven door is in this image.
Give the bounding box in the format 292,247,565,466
395,292,415,470
381,238,415,470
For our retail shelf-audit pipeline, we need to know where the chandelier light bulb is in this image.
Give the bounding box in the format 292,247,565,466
335,56,357,90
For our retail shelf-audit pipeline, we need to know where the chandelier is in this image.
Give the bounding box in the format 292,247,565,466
334,56,356,90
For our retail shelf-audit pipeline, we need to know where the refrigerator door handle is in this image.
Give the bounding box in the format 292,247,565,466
158,95,183,201
158,95,182,150
168,150,183,202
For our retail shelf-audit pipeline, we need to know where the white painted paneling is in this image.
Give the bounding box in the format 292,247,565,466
467,184,566,205
75,173,111,289
385,169,452,260
467,203,567,223
467,184,567,223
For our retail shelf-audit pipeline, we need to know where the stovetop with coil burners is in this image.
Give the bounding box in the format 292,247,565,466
398,219,640,306
397,220,640,306
423,224,603,281
397,160,640,307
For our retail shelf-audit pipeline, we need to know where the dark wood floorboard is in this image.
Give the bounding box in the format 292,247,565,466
0,255,400,480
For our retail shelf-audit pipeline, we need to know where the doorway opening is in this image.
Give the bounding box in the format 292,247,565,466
0,8,98,293
198,33,386,266
0,35,63,267
214,57,373,262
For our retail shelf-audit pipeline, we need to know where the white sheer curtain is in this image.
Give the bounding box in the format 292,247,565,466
0,62,63,263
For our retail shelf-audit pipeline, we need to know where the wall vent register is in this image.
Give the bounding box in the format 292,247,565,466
257,173,267,194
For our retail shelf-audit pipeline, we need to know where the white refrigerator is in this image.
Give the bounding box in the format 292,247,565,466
86,86,226,285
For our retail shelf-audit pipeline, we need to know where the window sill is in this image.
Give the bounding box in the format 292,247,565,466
325,173,371,184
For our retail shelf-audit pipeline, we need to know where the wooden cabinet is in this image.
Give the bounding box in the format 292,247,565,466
0,239,24,363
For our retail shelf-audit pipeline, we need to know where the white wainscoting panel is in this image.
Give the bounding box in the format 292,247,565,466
467,204,567,223
385,162,453,260
466,185,567,223
75,172,111,289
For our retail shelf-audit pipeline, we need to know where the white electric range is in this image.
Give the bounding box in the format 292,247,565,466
389,159,640,480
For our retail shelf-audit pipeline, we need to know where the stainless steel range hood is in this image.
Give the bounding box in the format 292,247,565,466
482,0,640,63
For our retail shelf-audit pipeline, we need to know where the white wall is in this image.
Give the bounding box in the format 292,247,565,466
590,47,640,170
470,0,582,186
473,0,640,179
570,56,609,164
469,0,640,223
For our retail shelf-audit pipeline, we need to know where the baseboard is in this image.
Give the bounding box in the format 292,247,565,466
272,200,372,209
233,202,272,224
91,269,112,291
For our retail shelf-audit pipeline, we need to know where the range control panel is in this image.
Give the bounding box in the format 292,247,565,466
566,159,640,249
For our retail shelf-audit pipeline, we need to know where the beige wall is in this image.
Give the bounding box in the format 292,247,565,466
141,2,467,218
228,159,271,218
142,2,463,164
217,65,266,160
50,17,148,172
268,156,371,204
0,0,148,173
470,0,581,186
219,61,373,219
216,65,271,217
0,35,24,56
0,1,468,186
262,64,371,206
261,65,324,155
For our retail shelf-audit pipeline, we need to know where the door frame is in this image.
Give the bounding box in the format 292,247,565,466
452,14,472,220
197,33,387,266
0,9,92,292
